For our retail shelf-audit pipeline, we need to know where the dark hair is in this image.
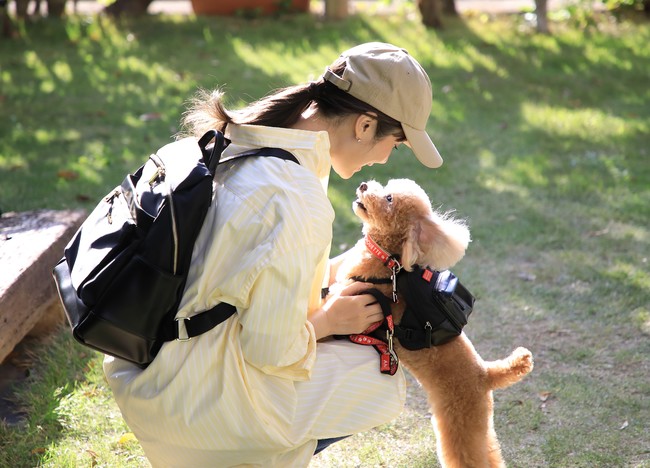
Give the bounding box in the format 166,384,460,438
180,62,405,142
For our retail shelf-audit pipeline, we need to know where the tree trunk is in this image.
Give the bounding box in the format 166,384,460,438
14,0,29,18
47,0,66,17
1,0,15,37
104,0,154,17
418,0,443,29
443,0,458,16
325,0,348,19
535,0,550,34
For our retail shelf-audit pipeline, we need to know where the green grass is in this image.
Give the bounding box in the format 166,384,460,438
1,6,649,468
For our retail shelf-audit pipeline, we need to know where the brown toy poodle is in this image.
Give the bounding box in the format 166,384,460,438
332,179,534,468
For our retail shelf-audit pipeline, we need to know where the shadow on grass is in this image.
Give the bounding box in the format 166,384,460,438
0,326,98,467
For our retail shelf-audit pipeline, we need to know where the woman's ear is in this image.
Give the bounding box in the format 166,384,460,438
354,113,378,142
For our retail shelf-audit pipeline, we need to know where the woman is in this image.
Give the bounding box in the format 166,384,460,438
104,42,443,467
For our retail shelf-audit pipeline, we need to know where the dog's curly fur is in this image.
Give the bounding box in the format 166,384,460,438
334,179,534,468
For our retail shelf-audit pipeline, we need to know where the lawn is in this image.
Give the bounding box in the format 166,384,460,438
1,5,649,468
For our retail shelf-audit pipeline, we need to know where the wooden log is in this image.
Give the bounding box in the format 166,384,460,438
0,210,85,363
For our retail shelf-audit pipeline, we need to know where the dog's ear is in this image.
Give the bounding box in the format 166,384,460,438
401,221,426,271
402,214,470,271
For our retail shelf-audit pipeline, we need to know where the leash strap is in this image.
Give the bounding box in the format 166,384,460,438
348,288,399,375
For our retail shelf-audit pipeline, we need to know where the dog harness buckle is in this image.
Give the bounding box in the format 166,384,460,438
390,264,401,303
387,330,398,364
425,321,433,348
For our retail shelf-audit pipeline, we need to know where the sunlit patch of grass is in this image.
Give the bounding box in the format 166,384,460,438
521,102,632,140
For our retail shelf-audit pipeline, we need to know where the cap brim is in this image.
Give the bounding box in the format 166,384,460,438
402,123,443,169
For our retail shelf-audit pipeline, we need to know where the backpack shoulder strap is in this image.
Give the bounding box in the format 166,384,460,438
198,129,228,173
222,147,299,165
159,302,237,342
158,135,300,344
197,129,300,171
158,144,301,343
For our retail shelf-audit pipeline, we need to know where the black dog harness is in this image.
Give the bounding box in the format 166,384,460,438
343,235,476,373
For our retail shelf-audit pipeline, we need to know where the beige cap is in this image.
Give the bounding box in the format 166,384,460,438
323,42,443,168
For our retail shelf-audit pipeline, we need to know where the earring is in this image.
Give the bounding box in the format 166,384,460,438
356,138,361,143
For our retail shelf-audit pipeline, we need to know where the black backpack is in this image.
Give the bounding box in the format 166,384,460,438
52,130,298,368
395,266,475,350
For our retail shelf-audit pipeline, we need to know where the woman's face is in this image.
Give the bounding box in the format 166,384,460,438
330,116,404,179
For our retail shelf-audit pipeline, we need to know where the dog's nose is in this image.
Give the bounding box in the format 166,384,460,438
359,182,368,192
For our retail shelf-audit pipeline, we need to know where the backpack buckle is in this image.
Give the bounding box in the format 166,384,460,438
175,317,191,341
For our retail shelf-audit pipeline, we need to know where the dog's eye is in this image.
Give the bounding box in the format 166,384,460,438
385,194,393,203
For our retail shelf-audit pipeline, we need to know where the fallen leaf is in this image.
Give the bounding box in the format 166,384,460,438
86,449,98,467
57,170,79,181
31,447,46,455
619,420,629,430
118,432,137,444
538,391,552,402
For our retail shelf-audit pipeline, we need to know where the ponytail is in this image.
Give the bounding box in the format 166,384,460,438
180,63,405,141
180,84,314,139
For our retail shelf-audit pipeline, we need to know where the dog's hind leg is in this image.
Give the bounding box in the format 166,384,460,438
485,347,533,390
485,395,507,468
487,428,506,468
431,391,495,468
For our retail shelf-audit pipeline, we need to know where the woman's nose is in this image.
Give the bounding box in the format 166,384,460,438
359,182,368,192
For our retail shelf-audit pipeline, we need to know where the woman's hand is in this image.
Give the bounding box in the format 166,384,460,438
309,282,385,340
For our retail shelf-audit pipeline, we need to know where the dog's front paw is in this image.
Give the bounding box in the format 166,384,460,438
510,347,534,376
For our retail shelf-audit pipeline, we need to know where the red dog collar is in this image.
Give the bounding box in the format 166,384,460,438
365,235,402,302
365,235,401,271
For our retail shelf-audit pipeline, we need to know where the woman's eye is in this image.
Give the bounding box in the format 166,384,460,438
386,194,393,203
